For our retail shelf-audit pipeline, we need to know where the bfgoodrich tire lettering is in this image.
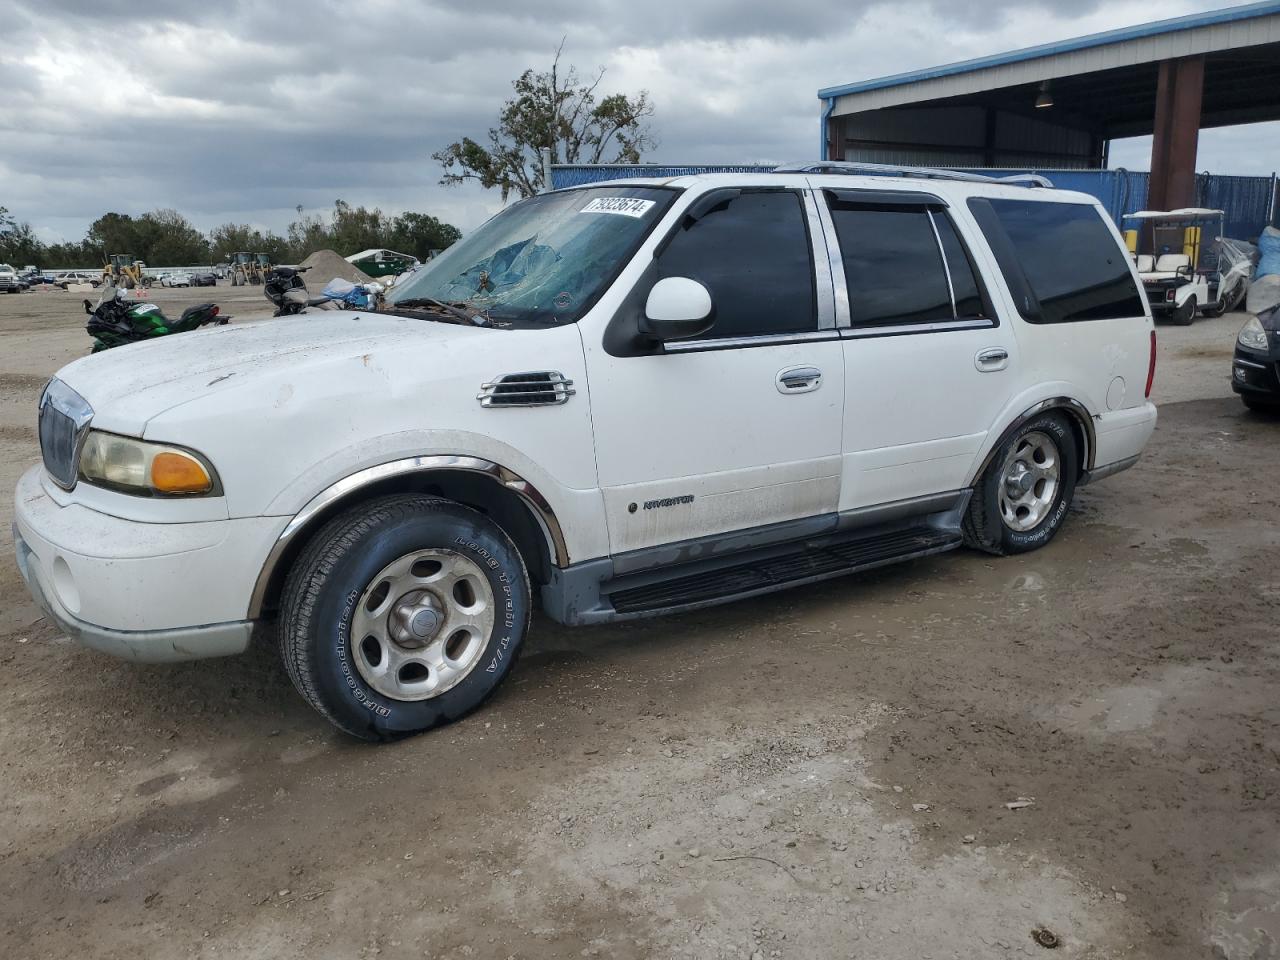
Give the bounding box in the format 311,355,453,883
963,412,1079,556
280,494,531,741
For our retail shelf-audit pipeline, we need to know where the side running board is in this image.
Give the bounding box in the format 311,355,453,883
541,503,970,625
606,524,960,615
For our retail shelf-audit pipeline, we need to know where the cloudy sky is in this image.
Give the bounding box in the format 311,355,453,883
1,0,1272,244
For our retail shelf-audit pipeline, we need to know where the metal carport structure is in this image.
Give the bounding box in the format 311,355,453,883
818,2,1280,211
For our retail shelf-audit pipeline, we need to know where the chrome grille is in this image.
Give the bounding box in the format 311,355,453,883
477,372,575,407
38,379,93,489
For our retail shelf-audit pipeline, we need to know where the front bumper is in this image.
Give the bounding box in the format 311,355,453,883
1232,345,1280,400
13,465,285,662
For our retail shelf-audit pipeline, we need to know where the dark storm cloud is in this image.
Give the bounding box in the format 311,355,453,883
0,0,1214,240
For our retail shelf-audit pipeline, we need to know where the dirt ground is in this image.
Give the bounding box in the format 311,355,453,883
1,285,1277,960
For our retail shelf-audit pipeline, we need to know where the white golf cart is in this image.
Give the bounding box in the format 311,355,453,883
1124,208,1252,325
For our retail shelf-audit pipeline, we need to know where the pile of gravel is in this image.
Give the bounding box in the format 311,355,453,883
297,249,373,289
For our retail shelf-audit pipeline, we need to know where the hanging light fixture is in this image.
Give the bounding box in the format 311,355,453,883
1035,80,1054,109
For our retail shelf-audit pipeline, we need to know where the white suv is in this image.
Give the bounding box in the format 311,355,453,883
14,164,1158,740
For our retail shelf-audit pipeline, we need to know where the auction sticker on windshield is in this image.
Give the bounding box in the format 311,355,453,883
580,197,656,218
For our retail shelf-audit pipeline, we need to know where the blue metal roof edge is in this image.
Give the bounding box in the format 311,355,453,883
816,1,1280,100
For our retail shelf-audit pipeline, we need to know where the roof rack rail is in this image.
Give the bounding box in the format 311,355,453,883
774,161,1054,188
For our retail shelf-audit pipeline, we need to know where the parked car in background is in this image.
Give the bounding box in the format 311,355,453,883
14,164,1159,741
1234,300,1280,413
56,271,102,289
161,271,193,288
191,272,218,287
0,264,25,293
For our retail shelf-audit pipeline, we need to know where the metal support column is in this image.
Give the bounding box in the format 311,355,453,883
1148,55,1204,211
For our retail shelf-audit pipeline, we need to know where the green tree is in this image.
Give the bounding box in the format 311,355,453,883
134,209,209,265
433,44,655,200
282,201,461,263
87,212,139,263
285,204,332,261
329,199,390,256
0,207,43,266
387,212,461,261
209,222,290,264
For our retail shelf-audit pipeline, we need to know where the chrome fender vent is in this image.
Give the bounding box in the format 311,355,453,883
478,371,575,407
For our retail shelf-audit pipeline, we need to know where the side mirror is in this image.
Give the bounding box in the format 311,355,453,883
640,276,714,341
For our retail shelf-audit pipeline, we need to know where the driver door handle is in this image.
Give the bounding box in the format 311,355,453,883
777,365,822,394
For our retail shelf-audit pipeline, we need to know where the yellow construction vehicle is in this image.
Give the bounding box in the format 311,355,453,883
102,254,148,289
228,251,272,286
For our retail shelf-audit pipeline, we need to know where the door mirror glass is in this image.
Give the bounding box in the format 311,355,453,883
641,276,714,341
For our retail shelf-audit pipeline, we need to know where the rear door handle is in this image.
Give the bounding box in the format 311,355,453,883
777,365,822,394
975,347,1009,372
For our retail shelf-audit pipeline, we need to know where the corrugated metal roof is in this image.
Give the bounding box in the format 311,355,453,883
818,1,1280,100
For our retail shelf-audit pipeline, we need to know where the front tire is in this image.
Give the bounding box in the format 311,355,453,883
963,412,1079,556
280,495,531,741
1170,295,1197,325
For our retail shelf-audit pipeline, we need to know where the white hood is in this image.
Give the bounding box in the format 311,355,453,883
56,312,486,435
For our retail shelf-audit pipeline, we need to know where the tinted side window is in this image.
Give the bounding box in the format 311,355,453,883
933,214,985,319
656,191,816,338
829,205,952,326
969,198,1144,324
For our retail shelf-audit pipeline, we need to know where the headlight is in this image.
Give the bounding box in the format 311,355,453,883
1238,315,1270,352
78,430,219,496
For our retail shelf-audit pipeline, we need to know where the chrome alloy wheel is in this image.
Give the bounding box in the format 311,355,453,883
997,430,1061,533
350,549,494,702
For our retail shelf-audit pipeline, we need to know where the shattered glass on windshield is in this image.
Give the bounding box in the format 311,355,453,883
389,186,676,326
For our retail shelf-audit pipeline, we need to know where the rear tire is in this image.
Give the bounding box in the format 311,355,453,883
280,494,531,741
963,412,1079,556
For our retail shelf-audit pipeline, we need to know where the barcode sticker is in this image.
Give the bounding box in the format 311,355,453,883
580,197,656,218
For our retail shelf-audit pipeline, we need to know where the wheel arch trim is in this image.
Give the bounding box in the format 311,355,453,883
247,455,570,619
971,396,1096,485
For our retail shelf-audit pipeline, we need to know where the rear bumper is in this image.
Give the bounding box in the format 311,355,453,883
1090,401,1157,477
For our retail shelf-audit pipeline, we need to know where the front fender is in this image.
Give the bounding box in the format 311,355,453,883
259,429,608,564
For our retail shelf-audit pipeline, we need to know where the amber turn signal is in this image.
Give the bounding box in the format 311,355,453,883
150,451,213,494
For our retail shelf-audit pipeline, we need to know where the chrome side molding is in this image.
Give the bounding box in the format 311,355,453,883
247,455,570,619
971,397,1096,484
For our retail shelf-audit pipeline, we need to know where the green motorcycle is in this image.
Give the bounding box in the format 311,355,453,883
85,287,227,352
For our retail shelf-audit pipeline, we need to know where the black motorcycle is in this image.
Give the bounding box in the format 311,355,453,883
264,266,330,316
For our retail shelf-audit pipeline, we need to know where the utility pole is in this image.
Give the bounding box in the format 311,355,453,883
540,147,553,194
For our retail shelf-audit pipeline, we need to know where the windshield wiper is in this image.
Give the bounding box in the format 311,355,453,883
392,297,490,327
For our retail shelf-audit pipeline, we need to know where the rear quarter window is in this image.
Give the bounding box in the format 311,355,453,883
967,198,1145,324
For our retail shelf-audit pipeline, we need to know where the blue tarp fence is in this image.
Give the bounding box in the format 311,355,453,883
550,164,1278,240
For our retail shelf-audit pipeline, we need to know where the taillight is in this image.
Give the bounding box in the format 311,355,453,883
209,305,219,317
1166,289,1175,302
1145,329,1157,399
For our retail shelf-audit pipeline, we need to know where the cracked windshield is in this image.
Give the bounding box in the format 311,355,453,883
388,186,675,325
